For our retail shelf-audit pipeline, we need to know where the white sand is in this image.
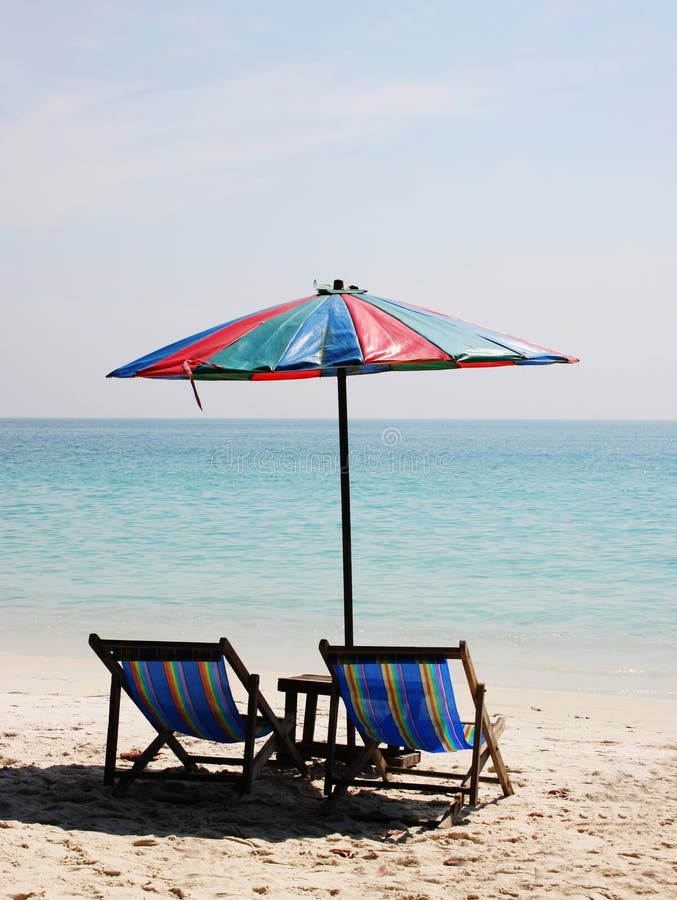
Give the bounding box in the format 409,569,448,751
1,652,676,900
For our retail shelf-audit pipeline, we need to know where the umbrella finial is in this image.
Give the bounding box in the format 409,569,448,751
314,278,366,295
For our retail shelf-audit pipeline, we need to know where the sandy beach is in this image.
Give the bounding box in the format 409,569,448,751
1,652,675,900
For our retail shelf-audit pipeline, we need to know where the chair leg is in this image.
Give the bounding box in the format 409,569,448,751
436,793,464,829
250,733,280,781
241,674,260,794
104,676,121,786
331,740,380,798
370,746,390,781
165,732,199,771
241,670,308,780
270,714,309,778
481,714,514,797
468,683,485,807
460,641,513,798
324,687,340,796
114,731,168,796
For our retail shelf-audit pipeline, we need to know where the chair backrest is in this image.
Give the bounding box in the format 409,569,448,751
321,643,476,753
91,637,252,742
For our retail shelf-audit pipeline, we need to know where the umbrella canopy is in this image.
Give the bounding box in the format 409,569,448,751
109,280,578,384
109,279,578,644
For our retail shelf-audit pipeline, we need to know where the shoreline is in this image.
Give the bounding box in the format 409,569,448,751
0,650,677,715
2,642,675,701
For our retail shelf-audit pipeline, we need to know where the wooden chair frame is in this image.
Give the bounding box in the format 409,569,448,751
319,639,513,823
90,633,308,796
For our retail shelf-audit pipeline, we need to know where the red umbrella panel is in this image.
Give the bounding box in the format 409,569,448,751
109,280,579,643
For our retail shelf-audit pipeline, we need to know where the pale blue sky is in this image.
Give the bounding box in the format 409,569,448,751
2,1,675,418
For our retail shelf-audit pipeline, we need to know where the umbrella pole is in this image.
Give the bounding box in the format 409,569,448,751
337,369,354,647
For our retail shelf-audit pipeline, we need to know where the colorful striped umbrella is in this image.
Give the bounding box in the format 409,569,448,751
108,279,578,643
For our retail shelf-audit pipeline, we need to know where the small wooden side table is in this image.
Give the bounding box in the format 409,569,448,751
276,673,335,759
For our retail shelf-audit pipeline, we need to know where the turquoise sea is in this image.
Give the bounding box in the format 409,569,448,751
1,419,675,698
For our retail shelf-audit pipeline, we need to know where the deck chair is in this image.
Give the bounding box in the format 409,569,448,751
319,639,513,824
90,633,308,796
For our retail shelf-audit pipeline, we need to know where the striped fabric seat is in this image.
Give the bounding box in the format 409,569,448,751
122,659,272,743
333,656,476,753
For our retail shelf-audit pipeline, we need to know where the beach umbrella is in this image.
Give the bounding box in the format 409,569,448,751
108,278,578,645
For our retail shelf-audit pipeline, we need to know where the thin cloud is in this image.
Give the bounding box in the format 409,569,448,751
0,65,492,229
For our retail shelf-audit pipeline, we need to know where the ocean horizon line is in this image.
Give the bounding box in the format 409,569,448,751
2,415,676,423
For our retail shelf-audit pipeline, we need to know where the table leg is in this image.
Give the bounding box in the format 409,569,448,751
301,691,319,750
284,691,299,744
347,717,356,749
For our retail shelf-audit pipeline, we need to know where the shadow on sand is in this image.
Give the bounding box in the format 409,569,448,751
0,761,464,843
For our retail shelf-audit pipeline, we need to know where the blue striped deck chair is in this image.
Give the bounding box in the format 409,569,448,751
89,634,308,796
319,640,513,824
